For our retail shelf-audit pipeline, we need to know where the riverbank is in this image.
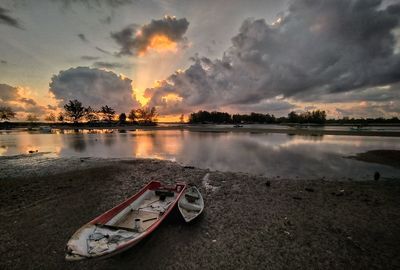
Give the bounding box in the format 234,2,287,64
0,157,399,269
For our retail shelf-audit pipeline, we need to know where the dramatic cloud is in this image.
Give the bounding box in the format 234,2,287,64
111,16,189,56
302,84,400,103
49,66,140,112
77,33,88,42
0,84,19,101
145,0,400,116
92,61,124,69
0,83,48,117
0,7,23,29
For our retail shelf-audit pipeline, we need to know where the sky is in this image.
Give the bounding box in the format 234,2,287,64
0,0,400,121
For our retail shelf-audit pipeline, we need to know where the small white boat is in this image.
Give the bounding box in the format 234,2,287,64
178,186,204,222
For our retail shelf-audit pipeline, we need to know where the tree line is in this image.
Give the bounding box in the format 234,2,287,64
189,110,400,124
0,100,158,124
188,110,327,124
61,99,157,124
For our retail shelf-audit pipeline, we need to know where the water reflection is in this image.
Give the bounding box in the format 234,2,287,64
0,129,399,180
68,135,87,152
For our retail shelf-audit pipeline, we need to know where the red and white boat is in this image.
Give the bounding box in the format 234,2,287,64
65,181,186,261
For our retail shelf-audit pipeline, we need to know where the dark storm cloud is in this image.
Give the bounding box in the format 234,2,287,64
1,60,7,64
95,46,112,55
49,66,140,112
92,61,124,69
145,0,400,115
302,84,400,103
81,55,100,60
0,7,23,29
77,33,88,42
111,16,189,55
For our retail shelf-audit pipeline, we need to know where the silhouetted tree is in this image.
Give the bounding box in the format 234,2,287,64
128,109,137,122
119,113,127,124
64,100,86,123
288,111,299,123
0,106,16,121
85,106,98,122
45,113,56,122
26,114,39,122
287,110,326,124
148,107,158,123
100,105,115,122
135,107,158,123
179,114,185,123
57,112,64,122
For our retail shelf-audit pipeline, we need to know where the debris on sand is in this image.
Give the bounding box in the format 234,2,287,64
202,173,219,192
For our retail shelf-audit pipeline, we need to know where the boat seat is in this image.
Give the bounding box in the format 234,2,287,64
179,201,201,212
185,193,200,200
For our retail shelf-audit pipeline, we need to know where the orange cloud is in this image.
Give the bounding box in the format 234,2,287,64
112,16,189,56
139,34,178,56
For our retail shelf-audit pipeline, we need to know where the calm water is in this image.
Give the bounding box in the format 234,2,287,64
1,129,399,180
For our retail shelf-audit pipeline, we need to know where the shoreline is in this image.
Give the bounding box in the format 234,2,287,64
2,124,400,137
1,157,399,269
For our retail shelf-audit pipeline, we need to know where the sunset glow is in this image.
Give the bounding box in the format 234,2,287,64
1,0,399,121
140,34,178,55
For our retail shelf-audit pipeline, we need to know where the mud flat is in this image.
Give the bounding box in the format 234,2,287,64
0,157,399,269
349,150,400,169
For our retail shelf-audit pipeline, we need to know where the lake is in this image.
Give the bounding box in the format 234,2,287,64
1,129,399,180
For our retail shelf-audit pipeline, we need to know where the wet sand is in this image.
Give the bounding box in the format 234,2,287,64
350,150,400,169
0,158,400,269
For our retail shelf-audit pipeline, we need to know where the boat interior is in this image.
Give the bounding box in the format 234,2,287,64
104,189,177,232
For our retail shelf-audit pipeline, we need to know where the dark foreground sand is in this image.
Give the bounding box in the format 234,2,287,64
1,158,400,270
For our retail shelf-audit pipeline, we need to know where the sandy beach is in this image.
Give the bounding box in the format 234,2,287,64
0,156,399,269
